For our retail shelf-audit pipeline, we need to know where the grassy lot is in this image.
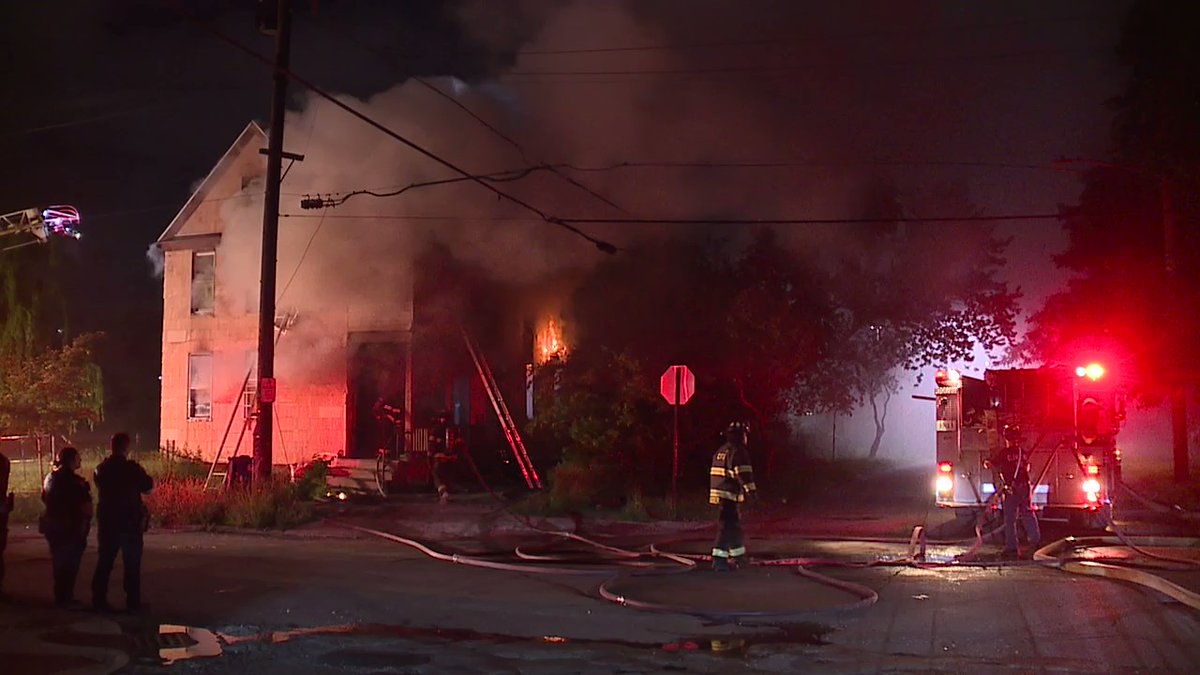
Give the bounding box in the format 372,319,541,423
3,446,321,530
1122,465,1200,511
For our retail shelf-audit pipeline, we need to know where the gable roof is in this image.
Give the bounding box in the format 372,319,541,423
157,121,267,243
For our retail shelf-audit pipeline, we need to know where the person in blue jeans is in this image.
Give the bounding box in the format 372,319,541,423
92,433,153,611
994,425,1041,558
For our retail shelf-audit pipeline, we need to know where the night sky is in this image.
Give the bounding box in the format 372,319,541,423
1,1,1132,454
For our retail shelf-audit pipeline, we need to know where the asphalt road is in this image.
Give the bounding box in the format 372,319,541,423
1,502,1198,674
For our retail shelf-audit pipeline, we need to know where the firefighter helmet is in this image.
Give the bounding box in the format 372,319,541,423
1003,424,1022,442
726,421,750,436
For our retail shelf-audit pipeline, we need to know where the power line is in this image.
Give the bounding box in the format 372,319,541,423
316,19,625,215
557,214,1064,226
519,12,1118,56
166,2,617,255
278,207,328,302
294,156,1076,212
300,165,563,209
281,213,545,222
505,46,1106,78
276,212,1065,225
558,159,1060,173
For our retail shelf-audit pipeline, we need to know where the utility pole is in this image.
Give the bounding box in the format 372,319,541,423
1161,176,1190,483
254,0,292,485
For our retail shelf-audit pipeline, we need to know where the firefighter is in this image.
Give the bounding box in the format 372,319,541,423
995,425,1041,558
428,412,453,504
709,421,757,571
92,433,153,611
40,446,93,608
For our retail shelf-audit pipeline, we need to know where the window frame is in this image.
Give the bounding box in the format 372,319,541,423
190,250,216,315
187,352,214,421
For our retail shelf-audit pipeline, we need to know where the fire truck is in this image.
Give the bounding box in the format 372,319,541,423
932,363,1125,528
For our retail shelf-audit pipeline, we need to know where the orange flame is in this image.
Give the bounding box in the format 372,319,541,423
536,318,568,364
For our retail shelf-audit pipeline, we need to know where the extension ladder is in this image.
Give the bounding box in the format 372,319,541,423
462,329,543,490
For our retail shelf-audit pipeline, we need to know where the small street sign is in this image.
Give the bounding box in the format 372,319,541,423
260,377,277,404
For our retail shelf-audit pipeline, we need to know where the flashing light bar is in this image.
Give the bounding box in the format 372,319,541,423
41,205,82,239
1075,363,1105,381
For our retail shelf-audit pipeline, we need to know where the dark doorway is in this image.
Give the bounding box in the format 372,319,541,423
347,334,407,459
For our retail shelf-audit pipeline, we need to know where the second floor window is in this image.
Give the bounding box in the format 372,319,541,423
191,251,215,315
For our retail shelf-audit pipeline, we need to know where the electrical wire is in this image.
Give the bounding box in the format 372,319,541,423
559,159,1060,173
277,207,328,302
505,47,1107,78
519,12,1119,56
308,165,562,209
558,214,1063,226
276,211,1067,226
165,1,618,255
315,19,625,215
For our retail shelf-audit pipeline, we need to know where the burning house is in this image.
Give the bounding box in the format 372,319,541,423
157,122,565,488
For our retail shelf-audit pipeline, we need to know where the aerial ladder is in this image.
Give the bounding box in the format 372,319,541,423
1,206,82,252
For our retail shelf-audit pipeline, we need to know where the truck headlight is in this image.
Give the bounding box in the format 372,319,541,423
936,475,954,493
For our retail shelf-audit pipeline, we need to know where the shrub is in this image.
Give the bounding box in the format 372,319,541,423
223,481,315,530
145,479,225,528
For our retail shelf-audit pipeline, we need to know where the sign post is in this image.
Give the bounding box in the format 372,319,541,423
660,365,695,516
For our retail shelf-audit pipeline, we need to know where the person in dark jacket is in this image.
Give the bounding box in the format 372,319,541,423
709,421,757,571
41,446,93,608
91,433,153,611
1,450,13,597
993,425,1041,558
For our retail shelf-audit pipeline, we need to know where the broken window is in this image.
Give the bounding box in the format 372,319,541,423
191,251,216,315
188,353,213,421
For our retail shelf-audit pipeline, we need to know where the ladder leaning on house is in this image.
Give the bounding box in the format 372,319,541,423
203,367,255,490
202,314,296,491
461,328,543,491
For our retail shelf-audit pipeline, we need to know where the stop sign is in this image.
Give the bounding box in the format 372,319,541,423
660,365,695,405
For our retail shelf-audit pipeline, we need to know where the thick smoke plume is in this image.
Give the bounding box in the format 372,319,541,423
205,0,1120,462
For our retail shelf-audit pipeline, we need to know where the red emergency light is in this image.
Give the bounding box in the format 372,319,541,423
935,368,961,387
938,461,953,473
1075,363,1105,381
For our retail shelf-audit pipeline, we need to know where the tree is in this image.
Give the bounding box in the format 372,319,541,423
799,179,1019,458
0,333,104,435
1023,0,1200,481
0,245,103,437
